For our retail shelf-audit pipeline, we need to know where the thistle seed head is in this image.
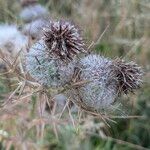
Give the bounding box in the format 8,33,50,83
43,20,86,62
111,59,143,94
0,24,28,57
20,4,48,23
25,40,57,87
71,55,118,112
23,19,48,40
26,40,75,87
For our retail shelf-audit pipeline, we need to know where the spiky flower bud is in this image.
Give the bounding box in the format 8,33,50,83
43,20,86,62
26,40,75,87
23,19,48,40
70,55,143,113
20,3,48,23
110,58,143,94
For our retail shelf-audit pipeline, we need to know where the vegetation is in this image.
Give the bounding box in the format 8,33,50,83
0,0,149,149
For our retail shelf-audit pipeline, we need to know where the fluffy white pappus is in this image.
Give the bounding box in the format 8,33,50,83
23,19,49,40
26,40,75,87
0,24,28,57
71,54,118,112
20,4,49,23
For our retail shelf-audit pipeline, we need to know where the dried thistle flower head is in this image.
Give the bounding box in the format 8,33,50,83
26,40,75,87
0,24,28,57
20,4,48,23
21,0,38,7
111,58,143,94
70,54,143,113
23,19,48,40
43,20,86,62
26,40,57,87
71,55,118,112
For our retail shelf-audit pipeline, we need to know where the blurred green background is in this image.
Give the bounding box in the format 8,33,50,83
0,0,150,149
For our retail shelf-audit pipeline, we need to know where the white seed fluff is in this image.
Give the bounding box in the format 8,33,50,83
26,40,75,87
72,55,118,111
23,19,48,40
20,4,48,23
0,24,28,57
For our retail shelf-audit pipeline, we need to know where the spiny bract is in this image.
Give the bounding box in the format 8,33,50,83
26,40,75,87
43,20,86,62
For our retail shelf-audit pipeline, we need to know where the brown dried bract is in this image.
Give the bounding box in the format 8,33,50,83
111,58,143,94
43,20,86,62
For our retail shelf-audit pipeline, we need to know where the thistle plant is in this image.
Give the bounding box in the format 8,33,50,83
20,0,48,23
0,1,148,149
70,54,143,113
26,19,143,114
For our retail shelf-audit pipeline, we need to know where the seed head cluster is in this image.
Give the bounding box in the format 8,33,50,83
25,18,143,113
